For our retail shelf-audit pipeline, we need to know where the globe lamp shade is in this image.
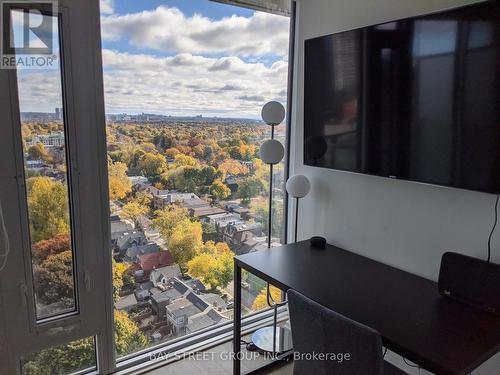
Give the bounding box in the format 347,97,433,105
261,101,285,126
259,139,284,165
286,174,311,198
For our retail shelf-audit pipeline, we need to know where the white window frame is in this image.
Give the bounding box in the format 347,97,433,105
0,0,114,373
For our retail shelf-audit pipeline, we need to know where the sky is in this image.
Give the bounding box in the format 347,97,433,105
17,0,290,119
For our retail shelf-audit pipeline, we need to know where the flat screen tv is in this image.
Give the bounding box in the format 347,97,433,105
304,1,500,194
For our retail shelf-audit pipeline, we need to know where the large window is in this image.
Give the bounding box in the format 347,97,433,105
0,1,290,373
101,0,290,359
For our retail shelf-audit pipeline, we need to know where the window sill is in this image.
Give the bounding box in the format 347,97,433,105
114,307,288,375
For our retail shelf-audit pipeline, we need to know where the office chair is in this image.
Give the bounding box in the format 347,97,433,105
287,289,408,375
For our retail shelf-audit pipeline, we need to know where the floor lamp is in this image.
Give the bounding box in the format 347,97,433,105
286,174,311,242
260,101,285,248
249,102,292,355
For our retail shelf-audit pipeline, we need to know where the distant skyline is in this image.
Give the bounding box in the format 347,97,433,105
17,0,290,119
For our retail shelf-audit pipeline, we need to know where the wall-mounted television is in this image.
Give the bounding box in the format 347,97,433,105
304,1,500,194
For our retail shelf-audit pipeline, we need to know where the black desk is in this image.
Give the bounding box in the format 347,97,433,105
233,241,500,375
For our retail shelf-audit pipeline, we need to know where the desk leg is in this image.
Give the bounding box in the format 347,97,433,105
233,260,241,375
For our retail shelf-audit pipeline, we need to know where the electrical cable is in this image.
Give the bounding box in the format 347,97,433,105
402,357,420,368
487,194,499,263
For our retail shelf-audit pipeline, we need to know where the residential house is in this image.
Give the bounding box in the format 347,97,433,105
166,291,227,335
189,206,227,222
123,243,160,263
150,265,182,287
153,192,201,210
222,222,262,254
137,251,173,275
115,231,148,258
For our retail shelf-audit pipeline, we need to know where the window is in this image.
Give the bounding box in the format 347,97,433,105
14,11,77,321
0,0,291,373
101,0,290,359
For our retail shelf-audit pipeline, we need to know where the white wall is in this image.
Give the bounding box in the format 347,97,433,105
290,0,499,373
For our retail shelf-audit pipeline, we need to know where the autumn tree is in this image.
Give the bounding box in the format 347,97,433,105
138,152,167,179
108,160,132,201
164,147,180,159
152,206,189,239
252,285,283,311
187,241,233,290
120,202,148,227
130,191,152,209
112,259,131,302
218,159,248,177
27,176,70,242
172,153,198,168
31,233,70,263
153,133,175,150
168,219,203,269
114,310,148,357
33,250,74,308
27,143,52,163
209,179,231,202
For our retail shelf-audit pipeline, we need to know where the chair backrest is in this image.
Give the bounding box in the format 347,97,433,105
287,289,384,375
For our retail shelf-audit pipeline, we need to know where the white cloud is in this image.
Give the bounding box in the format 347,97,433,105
100,49,288,116
101,6,289,57
100,0,114,15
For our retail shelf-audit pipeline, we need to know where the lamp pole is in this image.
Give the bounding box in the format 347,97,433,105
267,125,275,249
294,197,299,243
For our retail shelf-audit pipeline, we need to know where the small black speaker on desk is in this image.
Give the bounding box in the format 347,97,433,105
310,236,326,249
438,252,500,315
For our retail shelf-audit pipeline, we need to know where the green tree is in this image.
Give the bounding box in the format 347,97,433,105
27,176,70,242
22,337,96,375
199,166,221,185
168,219,203,269
201,221,217,242
238,176,265,203
209,179,231,201
251,199,283,237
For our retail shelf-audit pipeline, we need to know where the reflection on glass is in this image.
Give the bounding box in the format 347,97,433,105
21,337,97,375
14,13,77,319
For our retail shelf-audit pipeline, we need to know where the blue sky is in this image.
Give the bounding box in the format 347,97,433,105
102,1,253,60
17,0,290,118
